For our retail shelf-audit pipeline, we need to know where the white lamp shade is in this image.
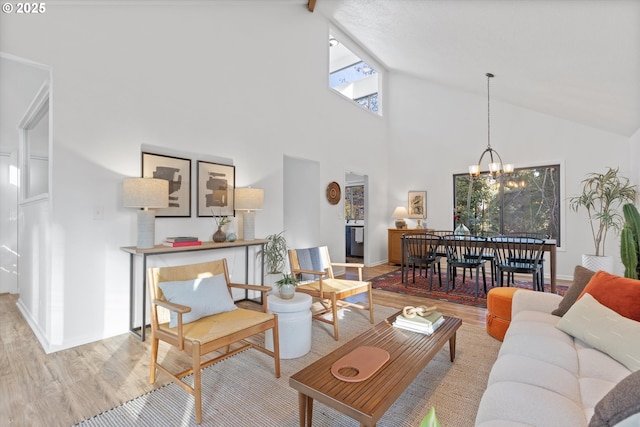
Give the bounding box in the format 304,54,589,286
235,187,264,211
123,178,169,208
391,206,409,219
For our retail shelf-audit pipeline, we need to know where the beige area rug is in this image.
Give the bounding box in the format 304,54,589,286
75,305,501,427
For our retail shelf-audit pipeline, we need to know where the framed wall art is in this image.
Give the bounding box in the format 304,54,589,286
141,152,191,217
197,160,235,217
408,190,427,219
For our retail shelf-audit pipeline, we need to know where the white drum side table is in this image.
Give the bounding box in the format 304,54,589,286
265,292,312,359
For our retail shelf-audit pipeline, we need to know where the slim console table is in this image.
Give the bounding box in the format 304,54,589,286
121,239,268,341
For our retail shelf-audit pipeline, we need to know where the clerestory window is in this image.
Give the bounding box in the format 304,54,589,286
329,33,382,115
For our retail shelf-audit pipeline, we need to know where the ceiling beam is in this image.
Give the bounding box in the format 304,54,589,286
308,0,316,12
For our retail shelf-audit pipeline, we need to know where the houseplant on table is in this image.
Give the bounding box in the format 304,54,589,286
275,273,299,299
569,167,636,272
259,231,288,274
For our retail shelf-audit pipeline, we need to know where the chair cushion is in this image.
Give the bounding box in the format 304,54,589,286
577,271,640,322
556,293,640,372
552,265,596,316
589,371,640,427
158,275,237,328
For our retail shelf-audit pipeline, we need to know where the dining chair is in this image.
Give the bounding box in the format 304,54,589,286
442,235,488,297
288,246,374,341
402,233,442,288
491,236,546,291
502,232,550,287
147,259,280,424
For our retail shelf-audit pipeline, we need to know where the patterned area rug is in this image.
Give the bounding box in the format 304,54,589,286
74,305,501,427
372,268,567,308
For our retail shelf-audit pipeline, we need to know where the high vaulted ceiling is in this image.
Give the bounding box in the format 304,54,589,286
314,0,640,137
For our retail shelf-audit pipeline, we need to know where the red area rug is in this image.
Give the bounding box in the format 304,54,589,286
371,268,568,309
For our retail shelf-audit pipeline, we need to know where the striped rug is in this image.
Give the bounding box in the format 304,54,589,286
75,305,501,427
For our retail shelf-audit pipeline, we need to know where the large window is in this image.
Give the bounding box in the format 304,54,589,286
453,165,561,245
329,33,381,115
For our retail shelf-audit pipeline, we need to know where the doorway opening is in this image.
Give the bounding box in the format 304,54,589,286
345,171,367,264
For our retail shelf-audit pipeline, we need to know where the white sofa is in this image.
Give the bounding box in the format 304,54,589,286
475,290,639,427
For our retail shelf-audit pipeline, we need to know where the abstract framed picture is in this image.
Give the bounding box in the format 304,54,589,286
197,161,235,217
408,190,427,219
141,152,191,217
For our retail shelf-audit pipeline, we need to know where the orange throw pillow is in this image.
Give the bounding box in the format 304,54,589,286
577,270,640,322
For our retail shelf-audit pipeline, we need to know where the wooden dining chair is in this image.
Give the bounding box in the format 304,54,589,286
147,259,280,424
403,233,442,288
288,246,374,341
443,235,488,297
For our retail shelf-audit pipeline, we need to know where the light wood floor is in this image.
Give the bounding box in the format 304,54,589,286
0,264,489,427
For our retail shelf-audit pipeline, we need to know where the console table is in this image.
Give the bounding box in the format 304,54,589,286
121,239,268,341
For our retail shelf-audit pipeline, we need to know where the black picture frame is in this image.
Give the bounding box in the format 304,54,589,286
141,152,191,217
197,160,235,217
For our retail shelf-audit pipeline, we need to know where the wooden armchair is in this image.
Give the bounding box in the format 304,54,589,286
147,259,280,424
288,246,373,340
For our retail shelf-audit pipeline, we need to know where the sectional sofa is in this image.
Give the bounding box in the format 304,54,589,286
475,268,640,427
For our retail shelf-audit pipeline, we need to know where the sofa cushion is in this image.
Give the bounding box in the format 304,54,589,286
589,371,640,427
556,293,640,372
577,271,640,322
552,265,595,316
158,275,237,328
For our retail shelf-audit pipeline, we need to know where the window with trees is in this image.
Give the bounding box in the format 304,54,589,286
453,164,561,245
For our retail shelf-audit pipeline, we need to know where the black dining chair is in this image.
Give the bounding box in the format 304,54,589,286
403,233,442,289
503,232,550,288
442,235,488,297
491,236,546,291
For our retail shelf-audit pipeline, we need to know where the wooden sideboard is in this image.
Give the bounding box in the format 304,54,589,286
388,228,434,265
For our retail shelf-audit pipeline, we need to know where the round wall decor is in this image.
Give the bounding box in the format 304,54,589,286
326,181,341,205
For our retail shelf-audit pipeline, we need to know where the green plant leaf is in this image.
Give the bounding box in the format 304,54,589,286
419,407,441,427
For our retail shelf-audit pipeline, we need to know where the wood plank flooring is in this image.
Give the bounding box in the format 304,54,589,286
0,264,489,427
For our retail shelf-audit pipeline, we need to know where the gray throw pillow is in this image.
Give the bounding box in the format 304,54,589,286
589,371,640,427
551,265,595,316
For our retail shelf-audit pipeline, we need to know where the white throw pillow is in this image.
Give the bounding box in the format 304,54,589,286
556,293,640,372
158,275,237,328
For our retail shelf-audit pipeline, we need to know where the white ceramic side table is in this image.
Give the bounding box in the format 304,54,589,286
265,292,312,359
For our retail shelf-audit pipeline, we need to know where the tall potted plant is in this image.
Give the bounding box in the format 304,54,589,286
620,203,640,279
569,167,636,272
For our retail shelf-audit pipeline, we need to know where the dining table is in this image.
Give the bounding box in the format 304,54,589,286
400,236,558,293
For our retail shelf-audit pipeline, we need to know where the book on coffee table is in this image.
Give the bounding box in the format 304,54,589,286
393,311,444,335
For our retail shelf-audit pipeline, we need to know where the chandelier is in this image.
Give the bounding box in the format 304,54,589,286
468,73,513,178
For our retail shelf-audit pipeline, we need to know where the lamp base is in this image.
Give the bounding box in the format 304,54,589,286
243,211,256,241
395,219,406,229
137,209,156,249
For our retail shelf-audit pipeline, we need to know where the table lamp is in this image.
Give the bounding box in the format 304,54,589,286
392,206,409,229
235,187,264,241
123,177,169,249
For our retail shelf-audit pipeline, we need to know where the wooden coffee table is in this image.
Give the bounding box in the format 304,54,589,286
289,312,462,427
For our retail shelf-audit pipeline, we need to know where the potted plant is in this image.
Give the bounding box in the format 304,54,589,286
621,203,640,279
275,272,299,299
259,231,288,274
569,167,636,272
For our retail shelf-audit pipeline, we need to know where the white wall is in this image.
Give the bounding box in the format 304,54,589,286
0,2,388,351
388,73,632,279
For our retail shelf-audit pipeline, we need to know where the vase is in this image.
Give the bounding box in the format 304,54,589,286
581,254,614,273
212,226,226,242
454,223,470,236
278,284,296,300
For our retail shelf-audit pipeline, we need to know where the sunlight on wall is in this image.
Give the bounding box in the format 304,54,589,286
9,164,18,186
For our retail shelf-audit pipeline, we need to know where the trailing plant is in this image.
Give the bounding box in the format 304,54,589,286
259,231,288,274
569,167,636,256
621,203,640,279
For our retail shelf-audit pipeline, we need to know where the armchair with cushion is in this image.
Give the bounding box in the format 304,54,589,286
288,246,374,340
147,259,280,424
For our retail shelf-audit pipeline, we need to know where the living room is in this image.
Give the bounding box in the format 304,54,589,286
0,1,639,424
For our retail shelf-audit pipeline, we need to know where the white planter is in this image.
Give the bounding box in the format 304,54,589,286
581,254,614,273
